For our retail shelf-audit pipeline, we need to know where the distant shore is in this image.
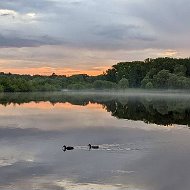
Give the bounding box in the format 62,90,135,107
0,57,190,92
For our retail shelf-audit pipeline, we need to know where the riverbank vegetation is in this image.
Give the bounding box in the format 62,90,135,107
0,57,190,92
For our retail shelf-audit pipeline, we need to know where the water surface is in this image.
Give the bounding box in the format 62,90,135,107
1,91,190,190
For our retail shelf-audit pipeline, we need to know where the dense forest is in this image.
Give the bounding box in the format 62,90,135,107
0,57,190,92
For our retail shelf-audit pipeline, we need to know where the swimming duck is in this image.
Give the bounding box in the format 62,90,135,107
62,145,74,152
88,144,99,150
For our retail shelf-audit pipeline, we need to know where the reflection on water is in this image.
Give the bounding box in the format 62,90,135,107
0,91,190,190
0,91,190,126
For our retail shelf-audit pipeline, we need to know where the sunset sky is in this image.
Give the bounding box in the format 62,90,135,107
0,0,189,76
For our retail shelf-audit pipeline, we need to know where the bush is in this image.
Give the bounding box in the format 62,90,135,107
0,85,4,92
145,82,153,89
93,80,117,89
118,78,129,89
67,83,86,90
141,77,150,88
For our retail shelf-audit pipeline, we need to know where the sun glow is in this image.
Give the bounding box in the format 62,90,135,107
0,66,109,76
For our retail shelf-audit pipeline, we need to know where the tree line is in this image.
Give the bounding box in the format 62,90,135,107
0,57,190,92
105,57,190,89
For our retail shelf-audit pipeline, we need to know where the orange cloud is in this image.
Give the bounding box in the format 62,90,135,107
159,49,179,57
0,66,110,76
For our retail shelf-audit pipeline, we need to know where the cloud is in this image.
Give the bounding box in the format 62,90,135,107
0,33,63,48
0,9,17,17
0,0,55,13
0,0,189,50
125,0,190,49
159,49,179,57
0,9,37,20
94,24,155,41
0,0,189,74
26,12,36,18
0,1,159,50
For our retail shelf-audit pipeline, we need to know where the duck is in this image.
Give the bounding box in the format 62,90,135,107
62,145,74,152
88,144,99,150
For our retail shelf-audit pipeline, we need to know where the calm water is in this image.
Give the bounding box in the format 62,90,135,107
1,91,190,190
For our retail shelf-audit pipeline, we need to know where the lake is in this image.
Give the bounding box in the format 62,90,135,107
1,91,190,190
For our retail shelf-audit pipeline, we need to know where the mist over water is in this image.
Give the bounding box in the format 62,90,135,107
0,90,190,190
